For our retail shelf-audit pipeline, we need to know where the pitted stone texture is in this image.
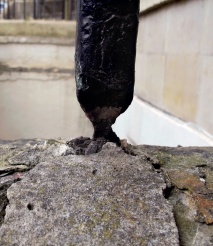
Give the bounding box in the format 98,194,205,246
0,138,74,173
128,145,213,245
0,145,179,246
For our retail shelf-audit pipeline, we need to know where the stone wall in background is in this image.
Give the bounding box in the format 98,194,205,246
140,0,174,12
0,36,93,141
135,0,213,137
1,1,213,146
0,20,76,38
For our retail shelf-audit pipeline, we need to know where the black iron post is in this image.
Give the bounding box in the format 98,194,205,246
53,0,56,19
61,0,65,19
23,0,26,19
13,0,15,18
7,0,10,19
40,0,43,19
3,0,5,18
0,0,2,17
75,0,140,142
33,0,36,19
68,0,72,20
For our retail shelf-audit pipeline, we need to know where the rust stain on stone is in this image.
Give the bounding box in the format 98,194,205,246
167,169,213,225
167,170,205,192
194,194,213,225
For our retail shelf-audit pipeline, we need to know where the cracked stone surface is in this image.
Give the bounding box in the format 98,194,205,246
0,138,74,229
0,139,179,245
127,145,213,246
0,139,213,245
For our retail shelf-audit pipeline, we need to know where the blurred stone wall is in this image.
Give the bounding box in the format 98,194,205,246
135,0,213,136
140,0,174,12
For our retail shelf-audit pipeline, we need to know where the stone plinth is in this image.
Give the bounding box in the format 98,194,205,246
0,139,212,245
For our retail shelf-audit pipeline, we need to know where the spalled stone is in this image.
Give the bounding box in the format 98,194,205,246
126,145,213,245
0,145,179,246
0,138,71,177
0,139,213,245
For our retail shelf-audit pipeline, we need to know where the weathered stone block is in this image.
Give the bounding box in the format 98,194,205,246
135,54,165,107
200,0,213,55
165,0,202,54
0,140,179,246
197,57,213,134
163,54,200,121
0,139,213,245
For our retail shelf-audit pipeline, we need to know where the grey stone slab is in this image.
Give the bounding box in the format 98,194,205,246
0,143,179,246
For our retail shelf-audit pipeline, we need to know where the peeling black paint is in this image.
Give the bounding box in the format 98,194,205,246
75,0,140,140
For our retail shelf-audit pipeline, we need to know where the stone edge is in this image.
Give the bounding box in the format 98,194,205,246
140,0,177,13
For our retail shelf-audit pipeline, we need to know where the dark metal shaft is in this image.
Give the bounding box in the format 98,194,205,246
75,0,139,141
